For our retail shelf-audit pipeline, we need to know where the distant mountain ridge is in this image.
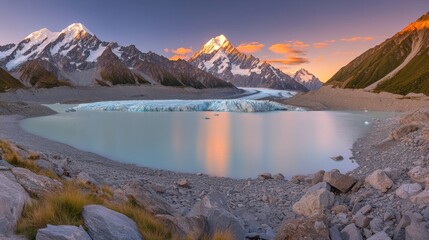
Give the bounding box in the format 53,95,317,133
189,35,309,91
293,69,323,90
0,23,233,89
327,12,429,95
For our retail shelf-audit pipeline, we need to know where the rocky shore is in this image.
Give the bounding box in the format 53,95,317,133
0,100,429,239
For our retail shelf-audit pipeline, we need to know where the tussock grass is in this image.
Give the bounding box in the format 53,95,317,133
210,230,235,240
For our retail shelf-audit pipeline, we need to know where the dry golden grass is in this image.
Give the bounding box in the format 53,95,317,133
210,230,235,240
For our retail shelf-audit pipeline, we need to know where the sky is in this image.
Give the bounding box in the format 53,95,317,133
0,0,428,81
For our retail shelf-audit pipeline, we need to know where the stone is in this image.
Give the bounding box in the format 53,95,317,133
275,215,329,240
176,178,190,188
358,204,373,215
331,155,344,161
422,207,429,221
367,231,391,240
306,182,331,193
119,180,175,215
410,189,429,204
332,204,349,214
365,169,393,192
408,166,429,184
258,172,273,180
273,173,285,181
323,169,356,193
156,214,208,239
188,191,245,239
309,170,325,185
76,172,97,185
329,226,343,240
0,160,14,169
82,205,142,240
35,160,54,172
149,183,166,194
395,183,422,199
370,217,383,233
405,220,429,240
292,188,334,217
341,223,363,240
0,173,30,236
36,225,91,240
11,167,63,197
393,213,411,239
353,213,370,228
384,211,395,222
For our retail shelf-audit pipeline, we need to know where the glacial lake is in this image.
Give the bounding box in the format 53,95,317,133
20,109,394,179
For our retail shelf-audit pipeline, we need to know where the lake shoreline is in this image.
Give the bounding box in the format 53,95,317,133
1,86,428,238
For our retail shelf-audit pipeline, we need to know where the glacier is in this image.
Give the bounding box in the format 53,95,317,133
68,99,301,113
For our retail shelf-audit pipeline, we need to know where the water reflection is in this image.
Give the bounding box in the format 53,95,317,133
20,110,394,178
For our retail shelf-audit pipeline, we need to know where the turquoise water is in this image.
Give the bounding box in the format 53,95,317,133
20,110,393,178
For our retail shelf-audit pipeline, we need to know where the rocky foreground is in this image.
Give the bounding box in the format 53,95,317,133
1,104,429,239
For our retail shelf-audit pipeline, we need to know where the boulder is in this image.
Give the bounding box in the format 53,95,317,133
188,191,245,239
340,223,363,240
329,226,343,240
395,183,422,199
331,204,349,215
0,160,14,169
408,166,429,184
82,205,142,240
353,213,370,228
323,169,356,193
273,173,285,181
306,182,331,193
0,173,30,236
292,188,334,217
76,172,97,185
156,214,207,239
176,178,190,188
367,231,391,240
118,180,175,215
369,217,383,233
308,170,325,185
410,189,429,204
405,220,429,240
357,204,372,215
275,215,329,240
11,167,63,197
258,172,273,180
393,213,411,239
36,225,91,240
35,160,55,173
365,169,393,192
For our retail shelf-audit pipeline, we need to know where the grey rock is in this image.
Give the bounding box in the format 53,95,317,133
0,173,30,236
308,170,325,185
258,172,273,180
292,188,334,217
353,213,370,228
395,183,422,199
408,166,429,184
275,215,329,240
365,169,393,192
11,167,63,197
329,226,343,240
273,173,285,181
323,169,356,193
82,204,142,240
0,160,14,169
76,172,97,185
331,155,344,161
367,231,391,240
35,159,54,172
176,178,190,188
156,214,207,239
188,191,245,239
358,205,373,215
370,217,384,233
405,220,429,240
36,225,91,240
410,189,429,204
393,214,411,240
341,223,363,240
306,182,331,193
422,207,429,221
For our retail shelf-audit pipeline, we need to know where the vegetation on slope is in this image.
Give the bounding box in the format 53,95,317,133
0,68,23,92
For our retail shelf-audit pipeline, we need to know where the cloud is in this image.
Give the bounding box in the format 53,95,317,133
340,36,374,42
267,41,309,66
172,47,193,55
236,42,265,53
266,57,309,65
168,47,193,61
164,48,169,53
313,42,328,49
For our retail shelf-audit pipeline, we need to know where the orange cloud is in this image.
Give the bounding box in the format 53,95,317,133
236,42,265,53
289,40,310,48
340,36,374,42
168,47,193,61
313,42,328,49
172,47,193,55
266,57,309,65
164,48,169,53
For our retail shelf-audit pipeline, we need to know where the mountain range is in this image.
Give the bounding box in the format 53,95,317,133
327,12,429,95
189,35,313,91
0,23,233,90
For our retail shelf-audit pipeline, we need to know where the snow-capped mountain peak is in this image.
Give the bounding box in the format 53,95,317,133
200,34,231,54
25,28,59,42
293,69,323,90
61,23,92,36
